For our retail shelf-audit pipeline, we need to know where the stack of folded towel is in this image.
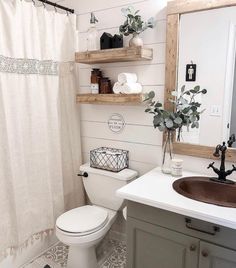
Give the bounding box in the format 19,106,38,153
113,73,143,94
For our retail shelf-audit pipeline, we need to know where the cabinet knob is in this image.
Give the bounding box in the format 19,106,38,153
201,250,209,258
189,244,197,251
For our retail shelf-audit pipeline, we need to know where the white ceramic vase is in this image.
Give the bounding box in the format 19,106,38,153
129,33,143,47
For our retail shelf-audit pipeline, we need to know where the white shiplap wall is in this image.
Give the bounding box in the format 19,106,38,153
59,0,236,178
61,0,168,175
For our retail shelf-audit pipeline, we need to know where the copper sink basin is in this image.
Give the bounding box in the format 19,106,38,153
173,177,236,208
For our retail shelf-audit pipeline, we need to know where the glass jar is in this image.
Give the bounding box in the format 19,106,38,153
162,130,174,174
87,13,99,51
91,69,102,94
100,77,112,94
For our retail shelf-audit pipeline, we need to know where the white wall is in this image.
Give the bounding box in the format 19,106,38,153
63,0,167,176
59,0,236,179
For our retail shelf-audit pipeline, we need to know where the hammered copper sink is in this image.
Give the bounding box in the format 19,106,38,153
173,177,236,208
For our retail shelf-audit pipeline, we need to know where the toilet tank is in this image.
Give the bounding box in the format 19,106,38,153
80,163,138,211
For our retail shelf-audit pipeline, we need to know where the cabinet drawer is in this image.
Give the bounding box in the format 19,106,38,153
127,201,236,250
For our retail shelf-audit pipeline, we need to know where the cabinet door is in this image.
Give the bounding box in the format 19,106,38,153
199,241,236,268
127,217,199,268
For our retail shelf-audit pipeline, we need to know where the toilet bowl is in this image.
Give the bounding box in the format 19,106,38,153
56,163,138,268
56,206,117,268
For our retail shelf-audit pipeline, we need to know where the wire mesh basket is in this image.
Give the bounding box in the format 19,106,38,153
90,147,129,172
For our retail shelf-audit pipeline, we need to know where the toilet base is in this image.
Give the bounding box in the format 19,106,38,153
56,207,117,268
67,245,98,268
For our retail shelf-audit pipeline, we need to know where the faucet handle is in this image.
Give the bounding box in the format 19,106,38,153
208,162,215,169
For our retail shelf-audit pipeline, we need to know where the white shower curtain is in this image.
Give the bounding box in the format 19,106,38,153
0,0,84,259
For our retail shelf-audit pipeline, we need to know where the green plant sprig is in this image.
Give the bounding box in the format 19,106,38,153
144,85,207,141
119,6,155,36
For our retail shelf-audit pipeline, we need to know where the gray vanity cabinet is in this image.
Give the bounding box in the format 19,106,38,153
199,242,236,268
127,217,199,268
127,201,236,268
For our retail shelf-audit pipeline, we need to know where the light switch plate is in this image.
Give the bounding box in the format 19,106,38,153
210,105,221,117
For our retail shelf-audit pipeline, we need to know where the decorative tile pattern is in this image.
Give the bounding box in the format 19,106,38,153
23,255,62,268
43,243,68,268
0,55,59,75
24,237,126,268
99,240,126,268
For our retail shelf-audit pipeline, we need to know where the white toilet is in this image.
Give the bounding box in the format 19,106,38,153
56,163,138,268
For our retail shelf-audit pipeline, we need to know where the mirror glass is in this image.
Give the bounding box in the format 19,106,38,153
177,6,236,148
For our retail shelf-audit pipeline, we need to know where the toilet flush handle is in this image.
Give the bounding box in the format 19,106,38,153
77,172,88,178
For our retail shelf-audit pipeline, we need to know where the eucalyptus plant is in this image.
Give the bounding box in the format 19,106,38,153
119,6,155,36
144,85,207,141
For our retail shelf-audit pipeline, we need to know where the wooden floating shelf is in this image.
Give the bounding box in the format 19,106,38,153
75,47,153,64
76,93,144,105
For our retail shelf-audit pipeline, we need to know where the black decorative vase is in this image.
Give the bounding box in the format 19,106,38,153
112,34,123,48
100,32,113,50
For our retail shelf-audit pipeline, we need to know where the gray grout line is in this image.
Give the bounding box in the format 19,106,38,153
76,0,148,16
79,84,165,87
78,26,123,34
77,41,166,47
78,19,167,34
78,62,166,70
147,41,166,45
81,136,161,147
80,119,153,127
82,136,161,147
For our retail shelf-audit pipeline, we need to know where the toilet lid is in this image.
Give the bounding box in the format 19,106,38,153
56,205,108,234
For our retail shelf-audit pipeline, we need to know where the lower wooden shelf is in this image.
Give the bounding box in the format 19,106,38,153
76,93,144,105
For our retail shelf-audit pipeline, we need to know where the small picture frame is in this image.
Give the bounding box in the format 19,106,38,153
186,64,197,82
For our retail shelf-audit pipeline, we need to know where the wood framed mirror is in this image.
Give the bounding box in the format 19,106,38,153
165,0,236,161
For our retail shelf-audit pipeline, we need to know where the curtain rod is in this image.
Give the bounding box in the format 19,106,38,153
37,0,74,14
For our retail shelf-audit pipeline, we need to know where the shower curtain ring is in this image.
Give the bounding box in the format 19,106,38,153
54,3,57,13
43,0,46,8
31,0,35,6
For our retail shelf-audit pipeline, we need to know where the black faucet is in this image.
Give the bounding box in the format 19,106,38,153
207,142,236,184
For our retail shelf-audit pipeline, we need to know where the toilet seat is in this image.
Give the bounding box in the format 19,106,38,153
56,205,109,236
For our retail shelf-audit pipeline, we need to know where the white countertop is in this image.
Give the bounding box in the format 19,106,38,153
117,167,236,230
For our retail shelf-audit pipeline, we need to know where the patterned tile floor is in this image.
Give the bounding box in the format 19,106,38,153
24,236,126,268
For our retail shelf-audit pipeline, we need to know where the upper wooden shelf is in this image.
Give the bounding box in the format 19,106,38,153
76,93,144,105
75,47,153,64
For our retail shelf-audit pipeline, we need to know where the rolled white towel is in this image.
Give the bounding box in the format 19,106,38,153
122,83,143,94
113,81,143,94
118,73,138,84
113,82,123,94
